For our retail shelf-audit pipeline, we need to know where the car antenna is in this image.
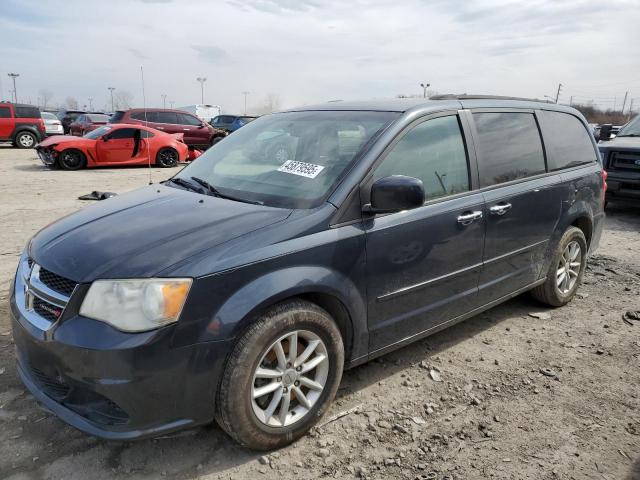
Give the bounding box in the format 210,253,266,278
140,65,152,185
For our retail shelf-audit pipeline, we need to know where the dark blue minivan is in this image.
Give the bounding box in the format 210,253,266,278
10,96,605,449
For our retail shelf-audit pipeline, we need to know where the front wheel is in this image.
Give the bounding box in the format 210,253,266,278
58,149,86,170
156,147,179,167
531,226,587,307
215,300,344,450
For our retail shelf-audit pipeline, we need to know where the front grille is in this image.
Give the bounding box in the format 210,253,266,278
29,365,71,401
38,266,77,296
33,297,63,322
610,151,640,171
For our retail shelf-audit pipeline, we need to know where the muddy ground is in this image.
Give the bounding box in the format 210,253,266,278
0,145,638,480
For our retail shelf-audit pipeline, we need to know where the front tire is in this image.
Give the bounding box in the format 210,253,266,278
58,149,86,170
531,226,587,307
215,299,344,450
156,147,179,167
15,131,37,149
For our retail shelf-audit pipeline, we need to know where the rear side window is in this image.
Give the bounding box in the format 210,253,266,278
15,106,40,118
539,111,598,170
473,112,546,187
156,112,178,124
373,115,470,201
0,107,11,118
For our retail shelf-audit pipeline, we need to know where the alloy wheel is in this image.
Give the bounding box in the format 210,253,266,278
18,133,35,147
251,330,329,428
556,240,581,294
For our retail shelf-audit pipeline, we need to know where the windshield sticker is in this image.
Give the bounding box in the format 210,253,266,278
277,160,325,179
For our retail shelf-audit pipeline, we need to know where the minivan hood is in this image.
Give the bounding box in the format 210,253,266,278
29,185,292,282
599,136,640,151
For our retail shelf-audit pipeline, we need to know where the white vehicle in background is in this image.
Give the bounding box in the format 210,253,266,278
41,112,64,136
178,104,222,123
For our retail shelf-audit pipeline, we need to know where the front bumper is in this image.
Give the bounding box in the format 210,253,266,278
10,258,231,440
606,174,640,202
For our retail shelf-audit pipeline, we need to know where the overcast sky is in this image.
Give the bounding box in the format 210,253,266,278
1,0,639,113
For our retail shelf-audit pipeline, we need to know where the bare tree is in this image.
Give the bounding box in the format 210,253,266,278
113,90,134,110
65,96,79,109
254,93,282,114
39,89,54,110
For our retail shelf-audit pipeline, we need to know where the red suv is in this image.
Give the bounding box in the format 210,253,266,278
0,103,46,148
110,109,215,149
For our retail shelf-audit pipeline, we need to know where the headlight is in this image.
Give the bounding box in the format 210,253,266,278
79,278,192,332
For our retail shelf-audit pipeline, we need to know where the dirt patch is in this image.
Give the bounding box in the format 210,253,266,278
0,147,638,479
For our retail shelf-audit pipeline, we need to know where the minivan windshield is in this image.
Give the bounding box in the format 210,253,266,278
172,111,399,208
617,116,640,137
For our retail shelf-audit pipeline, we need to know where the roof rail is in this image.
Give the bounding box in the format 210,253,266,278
430,94,549,102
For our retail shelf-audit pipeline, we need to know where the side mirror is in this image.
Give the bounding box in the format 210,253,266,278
366,175,425,214
198,123,206,129
599,124,612,141
102,135,110,142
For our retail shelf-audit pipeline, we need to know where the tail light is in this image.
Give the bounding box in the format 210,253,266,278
600,169,607,204
38,119,46,133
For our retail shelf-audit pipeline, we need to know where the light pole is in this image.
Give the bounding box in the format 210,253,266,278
196,77,207,104
8,73,19,103
88,97,93,110
241,91,249,115
161,94,167,108
107,87,115,112
420,82,430,99
169,100,175,109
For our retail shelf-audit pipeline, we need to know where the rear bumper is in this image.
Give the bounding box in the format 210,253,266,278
10,279,231,440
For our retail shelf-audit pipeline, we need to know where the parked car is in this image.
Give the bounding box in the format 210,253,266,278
209,115,258,144
110,108,215,149
69,113,110,136
178,104,222,123
35,123,188,170
598,114,640,204
0,102,45,148
56,109,86,134
12,97,604,449
40,111,64,137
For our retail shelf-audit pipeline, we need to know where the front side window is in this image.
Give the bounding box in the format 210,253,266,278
373,115,470,201
473,112,546,187
173,111,399,208
108,128,137,139
540,111,598,170
179,113,202,126
156,112,178,124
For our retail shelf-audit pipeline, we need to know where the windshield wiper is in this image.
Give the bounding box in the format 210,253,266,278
168,177,205,193
190,176,263,205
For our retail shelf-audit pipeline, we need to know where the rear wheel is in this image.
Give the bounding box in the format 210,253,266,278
156,147,178,167
531,226,587,307
215,299,344,450
58,149,86,170
15,131,37,149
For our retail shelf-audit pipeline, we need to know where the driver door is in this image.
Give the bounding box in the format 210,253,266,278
364,113,485,353
96,127,137,163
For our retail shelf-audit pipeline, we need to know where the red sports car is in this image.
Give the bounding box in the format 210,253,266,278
35,124,189,170
69,113,110,136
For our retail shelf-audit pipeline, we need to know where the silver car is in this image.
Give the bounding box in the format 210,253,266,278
41,112,64,136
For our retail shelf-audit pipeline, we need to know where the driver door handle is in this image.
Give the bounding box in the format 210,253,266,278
489,202,513,216
457,210,483,225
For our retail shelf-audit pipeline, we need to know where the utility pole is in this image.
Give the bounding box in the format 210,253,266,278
8,73,19,103
161,94,167,108
88,97,93,110
420,82,430,98
241,91,249,115
569,96,573,106
554,83,562,104
196,77,207,104
107,87,115,112
621,91,629,114
629,99,635,121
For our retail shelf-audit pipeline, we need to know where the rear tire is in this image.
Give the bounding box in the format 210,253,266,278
58,149,86,170
215,299,344,450
531,226,587,307
156,147,178,167
15,131,37,149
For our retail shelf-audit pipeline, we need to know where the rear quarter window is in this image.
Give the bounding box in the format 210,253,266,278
0,107,10,118
473,112,546,188
15,106,41,118
539,110,598,170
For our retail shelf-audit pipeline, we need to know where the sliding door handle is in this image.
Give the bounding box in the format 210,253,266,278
457,211,483,225
489,202,512,216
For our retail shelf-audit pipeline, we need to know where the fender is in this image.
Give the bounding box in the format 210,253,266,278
12,124,41,142
203,265,368,362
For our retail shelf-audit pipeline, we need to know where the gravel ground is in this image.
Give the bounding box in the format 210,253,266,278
0,145,639,480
